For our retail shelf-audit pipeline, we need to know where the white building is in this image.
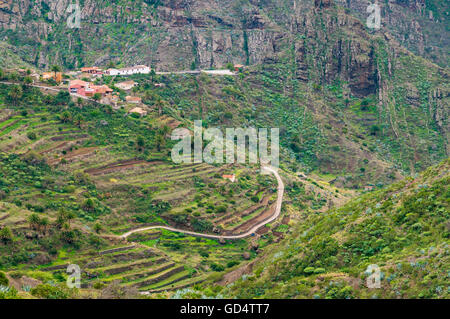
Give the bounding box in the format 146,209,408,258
115,80,137,90
106,65,150,76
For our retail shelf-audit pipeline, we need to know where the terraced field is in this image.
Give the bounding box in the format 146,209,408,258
0,82,350,297
0,90,287,294
35,243,205,293
0,104,273,235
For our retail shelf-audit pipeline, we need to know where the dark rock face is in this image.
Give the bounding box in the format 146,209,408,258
334,0,448,67
315,0,334,8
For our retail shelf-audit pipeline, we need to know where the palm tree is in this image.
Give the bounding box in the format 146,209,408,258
83,198,95,212
23,76,33,86
28,213,41,231
8,85,23,105
150,69,156,82
155,133,165,152
92,93,101,102
39,217,49,235
61,111,71,123
73,114,83,128
136,135,145,151
94,223,102,234
50,65,61,82
0,227,13,243
155,96,163,116
160,125,170,136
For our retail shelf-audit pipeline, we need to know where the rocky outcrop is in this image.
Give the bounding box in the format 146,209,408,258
334,0,448,67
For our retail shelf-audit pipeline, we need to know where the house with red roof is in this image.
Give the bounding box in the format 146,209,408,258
68,80,113,97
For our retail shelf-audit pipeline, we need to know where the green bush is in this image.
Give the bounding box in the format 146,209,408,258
314,268,326,274
0,271,9,286
27,132,37,140
30,284,70,299
303,267,315,274
210,263,225,272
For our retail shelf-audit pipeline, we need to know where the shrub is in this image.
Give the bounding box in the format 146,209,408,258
93,282,105,290
303,267,315,274
215,205,227,214
31,284,70,299
314,268,326,274
0,271,9,286
0,227,13,243
210,263,225,272
27,132,37,140
227,261,240,268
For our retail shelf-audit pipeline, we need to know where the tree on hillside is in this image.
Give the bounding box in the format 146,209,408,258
150,68,156,82
83,198,96,213
54,90,71,105
92,93,101,102
93,223,102,234
136,135,145,151
8,85,23,105
51,65,61,82
23,76,33,86
155,132,165,152
60,111,72,123
39,217,49,235
0,227,13,244
55,209,75,229
73,114,84,128
28,213,41,231
155,96,164,116
0,271,9,286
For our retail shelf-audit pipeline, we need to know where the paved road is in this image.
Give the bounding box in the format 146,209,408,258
121,166,284,240
156,69,236,76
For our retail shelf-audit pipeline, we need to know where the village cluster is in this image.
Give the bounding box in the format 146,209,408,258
43,65,153,116
14,63,244,117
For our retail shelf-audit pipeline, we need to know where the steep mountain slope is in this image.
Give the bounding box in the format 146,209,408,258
0,79,352,295
0,0,448,299
185,158,449,299
0,1,447,68
0,41,34,69
1,1,448,177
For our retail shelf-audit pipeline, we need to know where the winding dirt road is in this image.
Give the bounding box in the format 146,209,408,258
121,166,284,240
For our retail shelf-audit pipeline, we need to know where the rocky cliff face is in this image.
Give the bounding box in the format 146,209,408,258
334,0,449,67
0,1,447,69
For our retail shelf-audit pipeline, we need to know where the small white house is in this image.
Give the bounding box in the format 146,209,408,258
106,65,150,76
115,80,137,90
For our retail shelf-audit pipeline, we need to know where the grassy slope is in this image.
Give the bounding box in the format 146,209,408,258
0,42,34,70
0,80,349,295
188,158,449,299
